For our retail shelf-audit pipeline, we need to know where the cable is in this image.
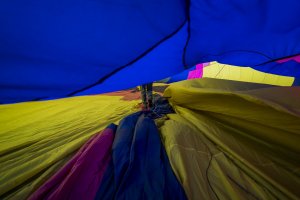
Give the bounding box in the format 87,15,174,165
182,0,191,69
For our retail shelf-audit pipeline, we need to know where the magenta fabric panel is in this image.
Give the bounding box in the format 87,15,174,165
187,70,198,79
277,55,300,63
188,63,203,79
29,134,97,200
29,125,116,200
195,64,203,70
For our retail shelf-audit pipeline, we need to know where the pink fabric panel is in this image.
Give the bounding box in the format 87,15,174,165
29,127,115,200
195,63,203,70
188,63,203,79
202,62,210,67
188,70,197,79
276,55,300,63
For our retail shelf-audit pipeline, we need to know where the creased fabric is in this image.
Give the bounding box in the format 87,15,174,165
29,124,117,200
160,78,300,200
95,112,187,200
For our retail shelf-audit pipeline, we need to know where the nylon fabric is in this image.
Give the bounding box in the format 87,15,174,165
167,62,295,86
95,112,187,200
0,95,138,199
94,159,115,200
253,60,300,77
77,23,188,97
1,1,300,103
160,78,300,199
186,0,300,68
0,0,186,104
29,124,117,200
203,62,295,86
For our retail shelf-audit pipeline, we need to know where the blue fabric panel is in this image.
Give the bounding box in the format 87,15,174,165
167,66,196,83
115,112,187,199
95,112,142,200
292,78,300,86
0,0,186,104
95,112,187,200
186,0,300,68
77,23,188,96
94,124,118,200
252,61,300,77
112,112,141,187
94,159,116,200
1,0,300,103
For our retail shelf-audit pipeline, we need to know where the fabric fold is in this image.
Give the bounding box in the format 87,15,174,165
95,112,187,200
29,124,117,200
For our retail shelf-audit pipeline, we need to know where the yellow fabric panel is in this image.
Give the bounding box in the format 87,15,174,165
159,114,276,200
203,62,294,86
4,155,71,200
161,78,300,200
0,95,139,199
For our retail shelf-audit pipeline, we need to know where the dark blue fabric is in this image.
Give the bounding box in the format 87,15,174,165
253,60,300,77
1,0,300,104
292,78,300,86
186,0,300,68
76,23,188,97
107,123,118,132
95,112,187,200
167,66,196,83
94,159,116,200
112,112,141,188
0,0,186,104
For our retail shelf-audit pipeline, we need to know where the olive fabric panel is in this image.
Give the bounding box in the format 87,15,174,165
167,62,295,86
29,124,117,200
0,95,138,199
160,78,300,199
202,62,295,86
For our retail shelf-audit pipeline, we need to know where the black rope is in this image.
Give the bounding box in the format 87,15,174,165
182,0,191,69
252,53,300,76
254,53,300,66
